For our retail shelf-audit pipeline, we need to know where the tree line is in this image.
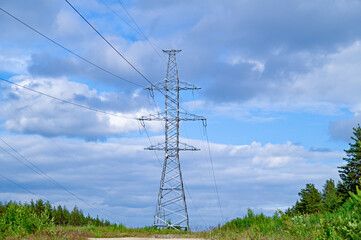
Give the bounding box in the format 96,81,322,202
286,124,361,215
0,199,112,227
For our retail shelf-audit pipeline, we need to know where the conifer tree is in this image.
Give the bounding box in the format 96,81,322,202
35,199,45,217
322,179,341,212
63,206,70,225
339,124,361,195
0,202,4,215
295,183,322,214
336,181,349,204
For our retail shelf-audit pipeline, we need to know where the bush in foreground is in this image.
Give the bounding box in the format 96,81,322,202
0,202,52,238
204,187,361,240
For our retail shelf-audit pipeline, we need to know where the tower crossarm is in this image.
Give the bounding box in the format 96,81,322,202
139,112,206,122
179,112,206,121
146,80,201,92
138,113,165,122
145,142,200,151
178,81,201,91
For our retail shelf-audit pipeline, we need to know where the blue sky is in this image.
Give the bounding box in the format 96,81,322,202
0,0,360,228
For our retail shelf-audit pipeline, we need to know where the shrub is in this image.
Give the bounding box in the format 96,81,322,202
0,202,53,238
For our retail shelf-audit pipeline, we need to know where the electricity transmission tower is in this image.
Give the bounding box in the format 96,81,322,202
139,50,205,230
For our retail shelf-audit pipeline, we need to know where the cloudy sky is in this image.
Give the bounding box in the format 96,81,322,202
0,0,360,228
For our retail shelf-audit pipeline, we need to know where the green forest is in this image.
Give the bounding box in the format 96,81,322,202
2,124,361,239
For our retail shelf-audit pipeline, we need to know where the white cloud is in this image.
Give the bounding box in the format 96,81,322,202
185,40,361,120
291,41,361,106
0,134,344,226
0,55,29,74
1,76,162,139
226,56,265,73
55,9,88,38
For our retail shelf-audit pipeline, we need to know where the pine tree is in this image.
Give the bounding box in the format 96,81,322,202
322,179,341,212
295,183,322,214
0,202,5,215
30,199,35,211
35,199,45,217
336,181,349,204
44,201,52,221
338,124,361,195
62,206,70,225
70,206,83,226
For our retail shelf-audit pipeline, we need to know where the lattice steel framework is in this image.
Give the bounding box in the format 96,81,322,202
139,50,205,230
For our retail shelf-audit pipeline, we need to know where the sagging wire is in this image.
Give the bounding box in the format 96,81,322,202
202,121,224,223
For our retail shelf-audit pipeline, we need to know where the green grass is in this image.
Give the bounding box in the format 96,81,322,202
3,225,198,240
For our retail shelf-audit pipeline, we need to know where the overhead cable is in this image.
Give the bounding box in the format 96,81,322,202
0,173,38,197
0,138,84,202
0,7,144,88
99,0,141,35
203,125,224,222
0,77,137,120
64,0,152,86
0,137,118,223
139,122,162,167
64,0,192,114
117,0,165,60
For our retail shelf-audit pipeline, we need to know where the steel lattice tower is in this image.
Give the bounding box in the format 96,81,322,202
139,50,205,230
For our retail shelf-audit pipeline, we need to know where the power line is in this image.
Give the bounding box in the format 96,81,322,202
139,122,162,167
80,0,167,124
2,2,208,225
0,137,119,223
0,137,82,202
117,0,165,60
0,143,51,189
64,0,152,86
0,7,143,88
1,3,190,115
184,183,207,228
0,77,137,120
64,0,190,113
0,174,38,197
99,0,142,35
203,125,224,222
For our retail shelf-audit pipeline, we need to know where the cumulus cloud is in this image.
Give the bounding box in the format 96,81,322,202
0,134,344,226
185,39,361,122
3,0,361,108
0,54,29,74
0,76,161,140
290,41,361,105
289,41,361,140
167,0,361,105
